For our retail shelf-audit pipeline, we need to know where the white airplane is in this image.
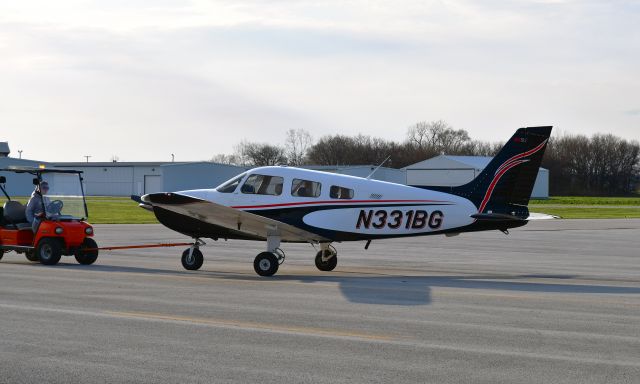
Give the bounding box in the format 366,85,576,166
136,126,552,276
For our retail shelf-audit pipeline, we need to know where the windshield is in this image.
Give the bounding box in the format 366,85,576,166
40,173,88,220
216,172,247,193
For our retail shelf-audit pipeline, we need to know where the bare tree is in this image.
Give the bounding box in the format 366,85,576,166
473,141,503,157
307,134,396,166
542,132,640,195
211,153,244,165
236,141,287,166
285,128,313,166
406,120,473,155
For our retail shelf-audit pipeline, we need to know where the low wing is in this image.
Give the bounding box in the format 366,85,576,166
142,192,329,243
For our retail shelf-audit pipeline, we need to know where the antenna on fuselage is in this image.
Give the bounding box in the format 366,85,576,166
366,155,391,180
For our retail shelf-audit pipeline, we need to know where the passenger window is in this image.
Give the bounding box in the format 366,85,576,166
292,178,321,198
241,174,284,196
216,173,246,193
330,185,354,200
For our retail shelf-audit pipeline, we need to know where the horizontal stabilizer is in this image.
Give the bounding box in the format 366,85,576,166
526,212,560,220
470,213,526,221
471,212,559,221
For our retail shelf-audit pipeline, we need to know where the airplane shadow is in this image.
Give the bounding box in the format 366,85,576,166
48,263,640,307
278,274,640,306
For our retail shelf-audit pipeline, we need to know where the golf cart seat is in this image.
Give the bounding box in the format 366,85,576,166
3,201,31,230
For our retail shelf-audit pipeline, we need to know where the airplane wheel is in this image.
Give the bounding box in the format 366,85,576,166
254,252,279,277
181,248,203,270
37,238,62,266
315,250,337,272
75,238,99,265
25,250,39,262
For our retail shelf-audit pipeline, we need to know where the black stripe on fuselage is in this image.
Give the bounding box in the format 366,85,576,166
152,201,526,243
245,203,454,241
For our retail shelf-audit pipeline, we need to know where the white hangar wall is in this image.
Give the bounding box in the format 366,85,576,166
54,162,166,196
162,162,248,192
405,155,549,199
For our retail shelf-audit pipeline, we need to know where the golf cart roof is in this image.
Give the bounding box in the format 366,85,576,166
0,166,83,175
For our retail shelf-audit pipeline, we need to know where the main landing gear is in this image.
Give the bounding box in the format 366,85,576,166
178,236,338,277
253,235,285,277
315,244,338,272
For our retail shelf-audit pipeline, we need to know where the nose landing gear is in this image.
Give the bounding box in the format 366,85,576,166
181,238,206,270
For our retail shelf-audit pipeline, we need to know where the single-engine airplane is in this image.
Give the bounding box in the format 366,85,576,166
135,126,553,276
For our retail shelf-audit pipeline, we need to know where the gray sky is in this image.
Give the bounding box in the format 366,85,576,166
1,0,638,162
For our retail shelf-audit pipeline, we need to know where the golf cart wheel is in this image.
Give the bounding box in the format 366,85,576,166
181,248,204,270
75,238,99,265
253,252,279,277
315,250,337,272
25,250,39,262
37,238,62,265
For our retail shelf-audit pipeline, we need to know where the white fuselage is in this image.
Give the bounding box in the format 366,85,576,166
177,166,477,240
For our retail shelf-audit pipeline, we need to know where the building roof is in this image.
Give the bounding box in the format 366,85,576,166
0,142,9,156
406,155,547,171
0,157,49,166
441,156,493,169
54,162,171,167
161,161,247,169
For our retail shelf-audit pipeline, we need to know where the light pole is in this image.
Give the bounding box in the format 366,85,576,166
84,155,91,163
18,150,23,159
171,153,175,162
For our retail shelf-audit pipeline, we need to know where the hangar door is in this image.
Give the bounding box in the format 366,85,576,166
144,175,162,194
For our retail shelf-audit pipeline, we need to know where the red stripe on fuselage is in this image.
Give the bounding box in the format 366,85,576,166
231,199,451,210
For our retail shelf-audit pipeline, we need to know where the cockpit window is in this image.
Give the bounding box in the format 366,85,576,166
330,185,354,200
241,174,284,196
292,179,321,198
216,173,246,193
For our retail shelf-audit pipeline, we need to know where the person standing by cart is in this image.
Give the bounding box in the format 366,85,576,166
25,181,50,232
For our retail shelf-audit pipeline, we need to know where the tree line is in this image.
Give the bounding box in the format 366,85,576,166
212,121,639,196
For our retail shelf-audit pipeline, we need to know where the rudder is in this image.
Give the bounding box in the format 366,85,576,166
419,126,552,217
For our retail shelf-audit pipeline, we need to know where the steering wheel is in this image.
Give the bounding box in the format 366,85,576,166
48,200,64,215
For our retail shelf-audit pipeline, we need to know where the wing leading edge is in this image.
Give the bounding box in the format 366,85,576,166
142,192,329,243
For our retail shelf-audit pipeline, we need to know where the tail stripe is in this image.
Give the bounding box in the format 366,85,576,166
478,159,529,213
495,139,548,175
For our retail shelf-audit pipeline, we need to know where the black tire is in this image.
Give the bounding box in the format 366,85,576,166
25,250,39,262
315,250,338,272
0,250,4,261
253,252,279,277
181,248,204,270
37,238,62,266
75,238,99,265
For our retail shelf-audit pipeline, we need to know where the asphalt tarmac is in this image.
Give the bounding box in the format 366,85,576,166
1,219,639,383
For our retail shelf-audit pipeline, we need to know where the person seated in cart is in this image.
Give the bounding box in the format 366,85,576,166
25,181,51,232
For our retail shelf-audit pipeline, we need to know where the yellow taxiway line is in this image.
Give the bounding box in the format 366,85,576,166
106,310,395,342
